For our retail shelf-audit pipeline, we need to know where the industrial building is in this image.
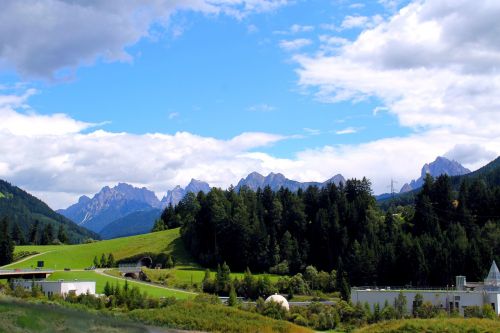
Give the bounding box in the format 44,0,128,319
12,279,96,297
351,261,500,316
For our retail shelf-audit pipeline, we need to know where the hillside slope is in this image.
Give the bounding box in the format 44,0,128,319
5,228,191,270
99,209,161,240
0,179,98,243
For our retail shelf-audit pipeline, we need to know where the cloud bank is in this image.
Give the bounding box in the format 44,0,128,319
0,0,289,78
1,0,499,209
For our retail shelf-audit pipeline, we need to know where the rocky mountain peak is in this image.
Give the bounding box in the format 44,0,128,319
400,156,471,193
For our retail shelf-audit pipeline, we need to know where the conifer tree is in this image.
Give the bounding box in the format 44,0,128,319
0,217,14,265
107,253,115,268
11,223,25,245
57,225,68,244
29,220,40,245
100,253,107,268
228,283,238,306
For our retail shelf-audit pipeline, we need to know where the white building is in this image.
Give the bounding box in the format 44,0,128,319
12,279,96,297
351,261,500,316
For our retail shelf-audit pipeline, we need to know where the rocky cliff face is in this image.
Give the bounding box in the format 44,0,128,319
160,179,211,207
235,172,346,191
400,156,471,193
58,183,161,233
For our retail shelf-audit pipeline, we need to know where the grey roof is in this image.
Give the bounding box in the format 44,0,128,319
484,261,500,287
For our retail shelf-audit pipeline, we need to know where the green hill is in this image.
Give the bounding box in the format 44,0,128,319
353,318,500,333
0,179,98,243
0,297,168,333
378,156,500,209
4,228,280,297
451,156,500,187
6,228,188,270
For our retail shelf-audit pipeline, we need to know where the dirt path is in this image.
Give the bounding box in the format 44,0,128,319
94,269,197,296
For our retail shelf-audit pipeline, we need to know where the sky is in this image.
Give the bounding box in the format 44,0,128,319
0,0,499,209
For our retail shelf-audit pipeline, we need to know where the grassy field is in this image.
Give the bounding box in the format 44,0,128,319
5,228,283,296
0,297,155,333
145,267,282,289
47,271,194,299
129,300,313,333
5,229,184,270
353,318,500,333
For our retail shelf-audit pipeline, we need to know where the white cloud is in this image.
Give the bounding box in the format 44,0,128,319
0,90,498,209
340,15,384,30
0,93,287,208
444,144,497,167
290,24,314,34
274,24,315,35
279,38,312,51
341,15,369,29
304,128,321,136
295,0,500,139
0,0,290,78
349,3,365,9
335,127,358,135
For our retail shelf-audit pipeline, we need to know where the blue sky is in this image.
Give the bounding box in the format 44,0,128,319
20,1,408,153
0,0,499,208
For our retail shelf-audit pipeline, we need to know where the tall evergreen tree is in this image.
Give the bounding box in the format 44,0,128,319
41,223,54,245
11,223,25,245
29,220,40,245
57,225,68,244
0,217,14,265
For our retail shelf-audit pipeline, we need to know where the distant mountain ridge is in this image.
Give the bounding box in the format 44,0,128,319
59,179,211,237
0,179,98,243
399,156,470,193
161,179,210,207
235,172,346,191
61,172,346,238
58,183,163,233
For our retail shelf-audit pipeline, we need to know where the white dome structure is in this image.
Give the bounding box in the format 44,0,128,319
265,294,290,311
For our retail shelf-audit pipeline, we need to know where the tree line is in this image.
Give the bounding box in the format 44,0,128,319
157,175,500,288
0,217,70,266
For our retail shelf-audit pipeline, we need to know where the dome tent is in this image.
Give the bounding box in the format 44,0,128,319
265,294,290,311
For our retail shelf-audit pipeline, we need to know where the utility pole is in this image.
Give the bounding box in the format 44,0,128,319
387,179,398,198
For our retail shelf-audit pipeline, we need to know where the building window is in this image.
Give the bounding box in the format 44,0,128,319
454,296,460,301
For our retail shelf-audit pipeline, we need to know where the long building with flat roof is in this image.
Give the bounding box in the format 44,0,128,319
12,279,96,298
351,261,500,316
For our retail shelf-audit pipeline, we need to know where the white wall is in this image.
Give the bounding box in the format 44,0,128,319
351,289,500,315
13,280,96,297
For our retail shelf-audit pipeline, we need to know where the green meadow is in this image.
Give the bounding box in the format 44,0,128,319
4,228,283,298
6,229,184,270
47,271,194,299
353,318,500,333
0,297,154,333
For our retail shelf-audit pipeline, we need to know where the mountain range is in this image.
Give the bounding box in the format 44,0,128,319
236,172,346,191
161,179,210,207
59,172,346,239
0,179,98,243
399,156,471,193
57,179,211,237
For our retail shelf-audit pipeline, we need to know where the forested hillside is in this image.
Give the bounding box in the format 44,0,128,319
0,180,98,244
157,159,500,288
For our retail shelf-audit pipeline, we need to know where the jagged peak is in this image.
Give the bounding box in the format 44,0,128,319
247,171,265,179
77,195,91,203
